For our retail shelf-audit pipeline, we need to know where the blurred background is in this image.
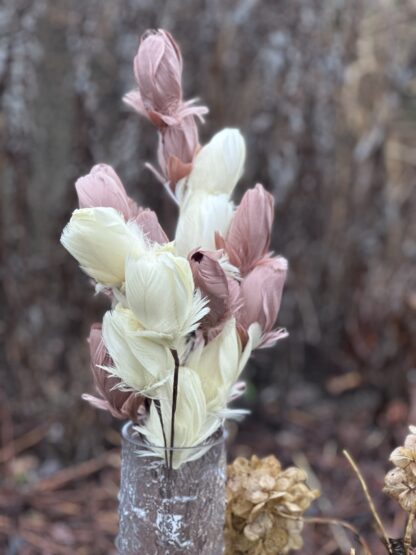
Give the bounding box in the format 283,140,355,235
0,0,415,553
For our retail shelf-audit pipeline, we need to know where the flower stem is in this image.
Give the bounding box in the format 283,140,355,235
153,399,168,468
404,512,415,554
169,349,180,470
278,513,373,555
343,450,393,554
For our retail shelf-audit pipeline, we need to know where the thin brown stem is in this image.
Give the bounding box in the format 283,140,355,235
278,512,373,555
153,399,168,468
404,512,415,554
169,349,180,470
343,450,393,554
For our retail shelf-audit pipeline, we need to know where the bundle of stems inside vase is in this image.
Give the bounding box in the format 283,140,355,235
61,28,287,470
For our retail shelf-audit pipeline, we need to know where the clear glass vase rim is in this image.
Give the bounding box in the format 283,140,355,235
121,421,225,452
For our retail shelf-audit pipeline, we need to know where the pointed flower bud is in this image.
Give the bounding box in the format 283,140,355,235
186,318,258,419
237,257,288,347
189,249,230,331
124,29,207,127
132,29,183,122
124,29,208,188
175,191,234,256
158,115,199,183
187,319,241,413
102,305,173,394
60,207,147,287
125,251,209,339
185,129,246,196
225,184,274,275
82,323,144,421
135,209,168,244
75,164,136,220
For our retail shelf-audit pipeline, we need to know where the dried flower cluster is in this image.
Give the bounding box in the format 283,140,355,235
384,425,416,513
225,455,319,554
61,29,288,468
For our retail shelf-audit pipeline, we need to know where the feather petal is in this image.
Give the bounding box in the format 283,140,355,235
60,207,146,286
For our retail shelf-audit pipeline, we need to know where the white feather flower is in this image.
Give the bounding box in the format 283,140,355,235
186,128,246,196
60,207,146,287
125,251,209,341
174,128,246,256
102,304,173,394
187,319,259,419
136,367,221,468
187,319,240,413
174,191,234,256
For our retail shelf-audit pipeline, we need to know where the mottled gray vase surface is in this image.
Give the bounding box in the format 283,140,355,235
117,422,226,555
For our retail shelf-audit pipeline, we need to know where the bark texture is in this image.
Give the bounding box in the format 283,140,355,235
1,0,415,457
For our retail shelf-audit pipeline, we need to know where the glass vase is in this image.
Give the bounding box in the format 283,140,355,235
117,422,226,554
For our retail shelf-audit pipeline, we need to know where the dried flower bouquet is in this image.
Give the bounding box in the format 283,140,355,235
61,29,287,470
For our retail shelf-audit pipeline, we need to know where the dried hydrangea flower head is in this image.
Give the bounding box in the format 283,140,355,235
225,455,320,554
384,425,416,513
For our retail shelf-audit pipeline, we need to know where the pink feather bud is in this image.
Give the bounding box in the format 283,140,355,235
224,184,274,275
189,250,231,331
163,116,199,162
75,164,139,220
82,324,143,421
124,29,208,187
132,29,183,124
135,209,169,244
237,257,288,346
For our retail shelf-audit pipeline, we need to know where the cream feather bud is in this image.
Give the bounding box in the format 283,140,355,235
187,319,258,419
125,251,209,339
187,319,241,413
136,367,221,468
102,305,173,394
175,191,234,256
186,128,246,196
60,207,147,287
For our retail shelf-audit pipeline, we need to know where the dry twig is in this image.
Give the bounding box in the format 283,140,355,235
343,450,392,554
